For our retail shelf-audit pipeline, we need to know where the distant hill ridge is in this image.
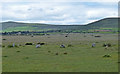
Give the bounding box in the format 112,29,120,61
1,17,119,32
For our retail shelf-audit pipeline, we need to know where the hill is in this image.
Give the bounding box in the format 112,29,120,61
87,17,118,28
1,17,119,32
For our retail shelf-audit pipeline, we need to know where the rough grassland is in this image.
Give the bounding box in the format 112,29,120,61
2,33,118,72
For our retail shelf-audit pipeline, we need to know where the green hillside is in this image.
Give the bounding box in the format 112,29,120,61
1,17,119,32
87,18,118,28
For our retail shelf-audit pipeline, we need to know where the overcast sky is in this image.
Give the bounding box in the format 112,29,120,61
0,0,119,25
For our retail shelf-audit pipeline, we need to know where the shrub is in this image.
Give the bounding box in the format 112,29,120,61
95,42,99,43
65,36,68,37
7,45,19,48
63,52,67,55
95,35,101,37
103,54,111,57
15,45,19,48
3,56,8,57
2,45,5,48
25,43,33,45
102,43,112,47
31,36,34,37
107,43,111,47
40,43,45,45
68,44,73,47
7,45,14,48
37,42,45,45
25,57,29,59
2,39,6,40
103,43,107,47
55,53,58,55
16,51,20,52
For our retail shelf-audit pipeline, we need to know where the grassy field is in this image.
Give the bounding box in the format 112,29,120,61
2,33,118,72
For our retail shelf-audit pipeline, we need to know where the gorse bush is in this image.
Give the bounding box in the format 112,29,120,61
16,51,20,52
2,39,6,40
3,56,8,57
68,44,73,47
103,54,111,57
37,42,45,45
2,45,5,48
103,43,107,47
25,43,33,45
15,45,19,48
107,43,111,47
102,43,112,47
7,45,13,48
7,45,19,48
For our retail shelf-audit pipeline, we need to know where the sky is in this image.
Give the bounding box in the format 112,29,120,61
0,0,119,25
